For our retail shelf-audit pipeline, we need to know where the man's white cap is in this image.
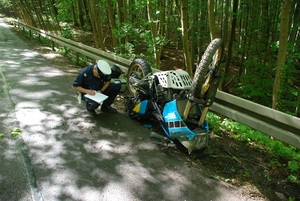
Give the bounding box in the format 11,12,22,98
96,60,111,75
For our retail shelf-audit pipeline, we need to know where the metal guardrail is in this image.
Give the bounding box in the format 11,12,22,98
211,91,300,148
11,20,300,149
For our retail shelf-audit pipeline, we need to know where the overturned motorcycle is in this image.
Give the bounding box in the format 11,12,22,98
117,38,222,154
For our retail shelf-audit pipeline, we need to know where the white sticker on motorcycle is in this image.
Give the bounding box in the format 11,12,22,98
165,111,176,120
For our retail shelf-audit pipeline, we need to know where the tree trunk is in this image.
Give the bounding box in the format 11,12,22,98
48,0,61,32
289,1,300,50
18,0,36,27
147,1,163,67
208,0,217,40
117,0,125,53
190,0,199,71
178,0,193,76
94,4,106,51
223,0,239,89
77,0,85,28
165,0,173,40
238,0,249,76
107,0,118,48
222,0,229,51
197,0,207,64
272,0,293,110
87,0,106,50
71,4,77,27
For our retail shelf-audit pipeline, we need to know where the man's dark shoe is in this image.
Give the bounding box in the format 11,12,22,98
101,106,117,113
87,109,97,116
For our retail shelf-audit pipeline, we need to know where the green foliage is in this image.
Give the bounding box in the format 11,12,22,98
232,39,299,116
0,128,22,139
233,61,273,107
60,24,73,39
112,21,148,60
114,22,138,42
57,46,70,55
246,41,300,115
288,174,300,184
56,0,75,22
206,112,221,133
288,196,296,201
0,0,13,16
288,160,300,173
270,41,279,51
114,42,139,60
113,20,164,65
10,127,21,137
278,44,300,115
0,0,11,8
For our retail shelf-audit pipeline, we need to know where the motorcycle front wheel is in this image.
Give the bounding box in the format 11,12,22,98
191,38,222,100
127,58,152,96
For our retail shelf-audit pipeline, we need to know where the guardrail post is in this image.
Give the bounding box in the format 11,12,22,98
76,52,79,65
64,47,68,55
51,41,55,51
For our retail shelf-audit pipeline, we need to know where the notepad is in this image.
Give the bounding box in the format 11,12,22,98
84,92,108,103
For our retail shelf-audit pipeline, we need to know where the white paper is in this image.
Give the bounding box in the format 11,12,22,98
84,92,108,103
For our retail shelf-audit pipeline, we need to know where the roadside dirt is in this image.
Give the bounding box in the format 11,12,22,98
11,27,300,201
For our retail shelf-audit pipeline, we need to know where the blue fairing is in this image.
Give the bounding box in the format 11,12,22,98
131,100,148,118
162,100,196,140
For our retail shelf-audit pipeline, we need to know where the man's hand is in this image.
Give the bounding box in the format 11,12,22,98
86,90,96,95
72,86,96,95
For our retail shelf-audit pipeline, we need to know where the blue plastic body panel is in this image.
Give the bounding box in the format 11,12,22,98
162,100,196,140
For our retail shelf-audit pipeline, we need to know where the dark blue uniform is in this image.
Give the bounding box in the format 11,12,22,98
73,64,121,111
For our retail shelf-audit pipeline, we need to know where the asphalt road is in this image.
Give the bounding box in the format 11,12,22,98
0,18,259,201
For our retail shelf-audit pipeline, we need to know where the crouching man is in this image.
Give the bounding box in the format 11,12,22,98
72,60,121,116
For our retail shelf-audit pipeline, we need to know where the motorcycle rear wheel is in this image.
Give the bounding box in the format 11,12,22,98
191,38,222,100
127,58,152,96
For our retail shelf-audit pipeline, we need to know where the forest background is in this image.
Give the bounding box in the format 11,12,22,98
0,0,299,116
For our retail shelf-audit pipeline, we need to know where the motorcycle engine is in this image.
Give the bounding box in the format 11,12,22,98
153,70,193,104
